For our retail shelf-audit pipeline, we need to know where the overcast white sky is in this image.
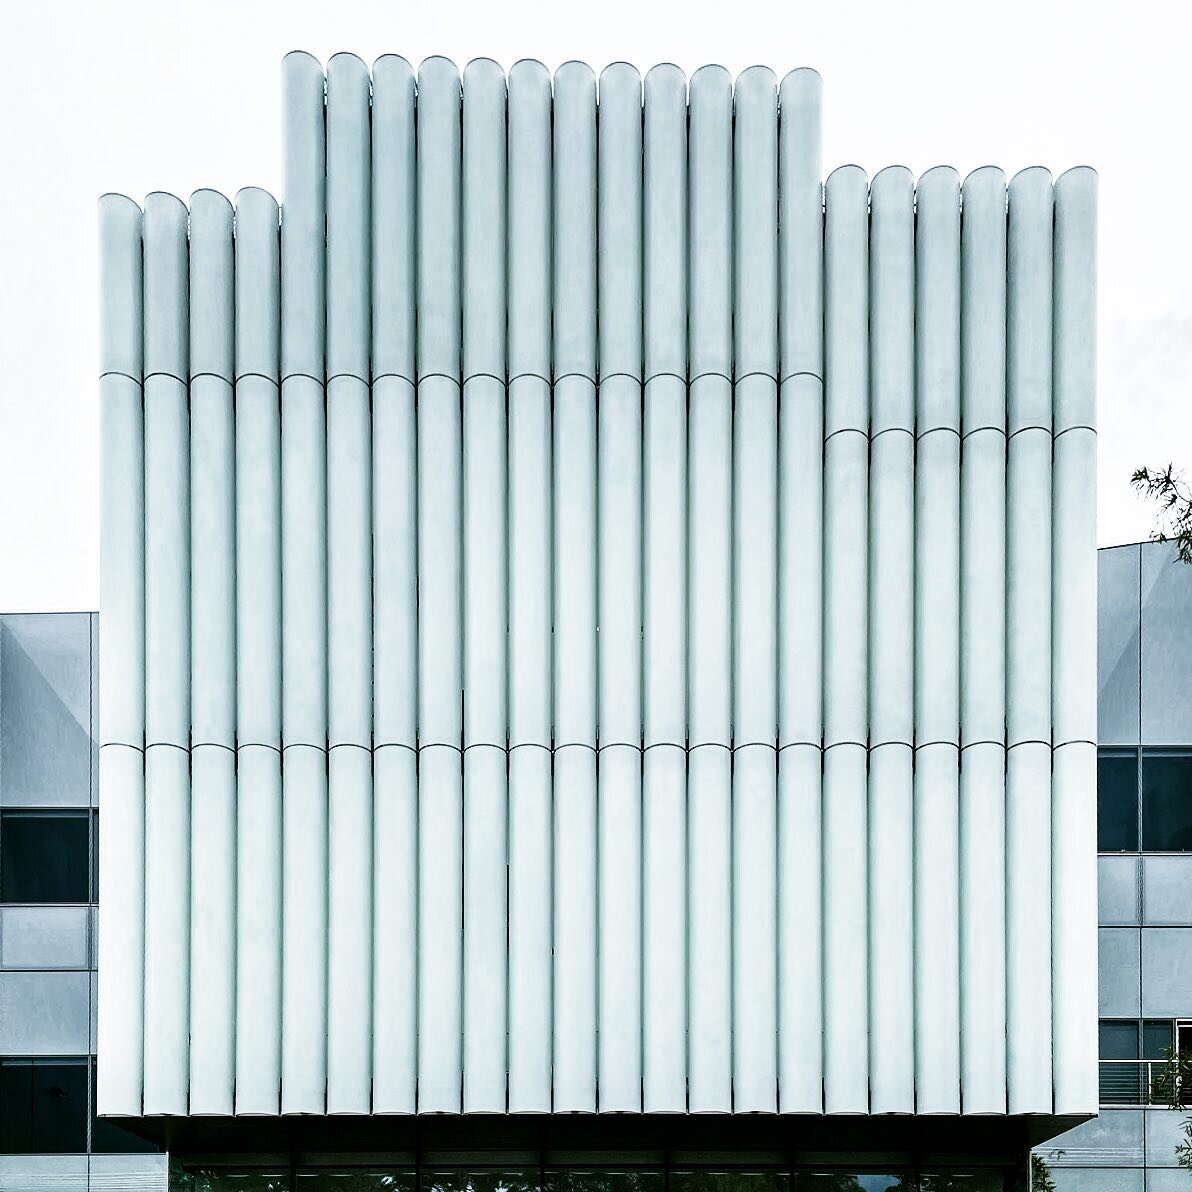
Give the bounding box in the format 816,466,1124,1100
0,0,1187,610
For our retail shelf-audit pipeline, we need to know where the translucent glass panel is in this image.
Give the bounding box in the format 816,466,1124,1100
0,615,93,808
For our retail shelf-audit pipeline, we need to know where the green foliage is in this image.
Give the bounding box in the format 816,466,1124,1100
1028,1155,1055,1192
1132,464,1192,564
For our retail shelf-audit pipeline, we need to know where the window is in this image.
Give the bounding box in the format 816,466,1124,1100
0,1059,87,1153
0,810,90,903
1145,1019,1175,1060
1098,749,1139,852
1141,752,1192,851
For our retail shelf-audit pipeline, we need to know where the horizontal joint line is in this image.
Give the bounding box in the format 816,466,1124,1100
99,370,142,384
961,424,1007,440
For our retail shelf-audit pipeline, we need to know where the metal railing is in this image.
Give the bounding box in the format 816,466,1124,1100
1100,1059,1192,1106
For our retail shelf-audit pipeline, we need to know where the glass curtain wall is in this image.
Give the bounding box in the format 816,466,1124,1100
169,1165,1009,1192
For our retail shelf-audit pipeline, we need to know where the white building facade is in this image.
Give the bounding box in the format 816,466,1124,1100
95,52,1098,1185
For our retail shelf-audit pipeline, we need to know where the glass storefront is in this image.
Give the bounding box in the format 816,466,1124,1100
170,1166,1007,1192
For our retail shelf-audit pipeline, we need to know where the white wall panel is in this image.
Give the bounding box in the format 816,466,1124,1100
959,165,1008,1115
551,59,598,1115
775,71,822,1108
1006,167,1055,1115
233,186,282,1115
98,191,145,1118
416,56,464,1115
99,55,1098,1124
324,52,373,1115
867,165,914,1115
685,66,733,1115
187,188,235,1117
279,49,328,1116
461,55,508,1115
141,192,191,1115
823,164,869,1115
372,743,418,1113
370,57,419,1117
596,61,643,1113
1052,166,1099,1114
641,68,686,1111
913,166,962,1114
507,58,553,1114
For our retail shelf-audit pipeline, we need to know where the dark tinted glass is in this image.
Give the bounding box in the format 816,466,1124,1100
1100,1020,1140,1060
0,811,90,902
1098,751,1139,851
90,1060,159,1154
1144,1019,1174,1059
0,1061,34,1153
1142,753,1192,851
0,1059,86,1153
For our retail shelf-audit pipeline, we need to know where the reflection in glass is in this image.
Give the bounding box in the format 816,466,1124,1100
919,1176,1004,1192
172,1173,291,1191
546,1171,664,1192
427,1173,538,1192
297,1175,415,1191
673,1172,787,1192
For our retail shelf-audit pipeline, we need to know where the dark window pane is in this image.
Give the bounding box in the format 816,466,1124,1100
1098,751,1139,851
31,1061,87,1152
1,1059,87,1153
0,811,90,902
0,1060,34,1153
90,1061,159,1154
1144,1019,1174,1059
1141,753,1192,851
1100,1020,1140,1060
91,810,99,903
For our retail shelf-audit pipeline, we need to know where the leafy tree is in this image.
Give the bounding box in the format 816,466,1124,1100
1131,465,1192,564
1028,1155,1054,1192
1150,1044,1192,1172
